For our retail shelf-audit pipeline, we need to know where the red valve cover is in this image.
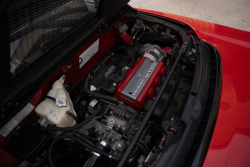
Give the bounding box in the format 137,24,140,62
115,57,167,109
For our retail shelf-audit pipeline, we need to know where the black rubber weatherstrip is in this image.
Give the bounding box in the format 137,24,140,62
118,41,189,167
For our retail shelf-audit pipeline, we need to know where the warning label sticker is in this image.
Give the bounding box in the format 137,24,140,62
79,39,99,69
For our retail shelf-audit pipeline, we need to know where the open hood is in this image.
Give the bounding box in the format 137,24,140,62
0,0,129,125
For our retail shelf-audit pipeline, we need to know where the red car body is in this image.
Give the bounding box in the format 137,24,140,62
136,8,250,167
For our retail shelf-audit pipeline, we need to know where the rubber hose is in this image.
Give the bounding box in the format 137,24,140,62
138,140,149,155
136,142,147,157
128,148,139,159
47,108,102,132
66,111,79,124
48,135,110,167
74,131,99,141
127,142,147,159
83,75,120,104
140,125,152,140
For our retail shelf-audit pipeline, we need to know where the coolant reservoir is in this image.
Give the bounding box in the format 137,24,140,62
35,75,76,127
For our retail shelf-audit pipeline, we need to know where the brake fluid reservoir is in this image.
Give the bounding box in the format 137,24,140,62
35,75,76,127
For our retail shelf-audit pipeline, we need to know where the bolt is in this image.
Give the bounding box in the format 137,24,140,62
113,83,117,87
182,65,186,70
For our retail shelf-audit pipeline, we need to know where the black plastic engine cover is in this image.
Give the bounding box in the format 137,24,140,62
89,52,131,94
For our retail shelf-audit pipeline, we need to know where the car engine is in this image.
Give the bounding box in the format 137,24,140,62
68,43,169,161
8,18,199,167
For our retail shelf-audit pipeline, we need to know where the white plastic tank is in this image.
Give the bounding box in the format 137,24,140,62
35,75,76,127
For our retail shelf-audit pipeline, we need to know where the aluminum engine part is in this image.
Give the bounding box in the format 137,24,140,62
77,115,128,154
140,44,166,62
106,115,128,132
106,118,115,131
95,122,127,153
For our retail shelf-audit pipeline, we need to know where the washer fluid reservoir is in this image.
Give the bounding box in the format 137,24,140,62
35,75,76,128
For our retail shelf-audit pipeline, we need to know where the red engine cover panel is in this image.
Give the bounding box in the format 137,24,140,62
115,57,166,109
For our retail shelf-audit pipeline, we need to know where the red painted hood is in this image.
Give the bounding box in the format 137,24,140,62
137,8,250,167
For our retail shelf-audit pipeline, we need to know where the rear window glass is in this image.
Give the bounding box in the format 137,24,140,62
8,0,100,78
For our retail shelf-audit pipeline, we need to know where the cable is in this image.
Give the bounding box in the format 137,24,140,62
130,28,145,68
66,111,79,124
130,39,139,69
83,75,120,104
46,108,102,132
48,135,111,167
45,96,56,102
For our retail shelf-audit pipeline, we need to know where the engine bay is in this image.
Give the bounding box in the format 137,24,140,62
3,16,208,167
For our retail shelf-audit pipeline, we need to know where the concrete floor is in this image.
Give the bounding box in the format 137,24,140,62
129,0,250,32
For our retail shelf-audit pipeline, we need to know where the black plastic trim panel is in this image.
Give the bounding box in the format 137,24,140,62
154,38,221,167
